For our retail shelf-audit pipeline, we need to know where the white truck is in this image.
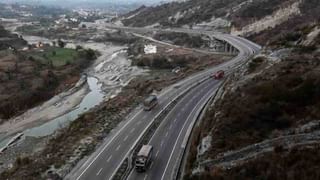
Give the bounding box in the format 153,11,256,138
135,145,153,172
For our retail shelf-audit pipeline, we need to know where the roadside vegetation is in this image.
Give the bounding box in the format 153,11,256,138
185,22,320,179
153,32,210,49
0,31,233,179
0,28,97,121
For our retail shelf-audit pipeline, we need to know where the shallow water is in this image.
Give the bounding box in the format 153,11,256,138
23,76,104,137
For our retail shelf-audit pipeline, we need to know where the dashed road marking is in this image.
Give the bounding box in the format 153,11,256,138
165,132,168,137
156,151,159,157
130,128,136,133
96,168,102,176
124,135,129,141
116,145,121,151
144,174,148,180
107,155,112,162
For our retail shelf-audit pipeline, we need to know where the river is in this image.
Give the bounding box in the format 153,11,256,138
0,29,146,150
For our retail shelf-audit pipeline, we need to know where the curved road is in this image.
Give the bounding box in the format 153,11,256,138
66,27,260,180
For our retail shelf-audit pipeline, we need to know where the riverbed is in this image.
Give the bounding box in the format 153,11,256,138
0,29,146,152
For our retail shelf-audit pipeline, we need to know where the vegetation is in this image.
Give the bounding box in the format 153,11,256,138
191,145,320,180
153,32,209,48
248,56,266,73
122,0,247,27
0,34,97,120
185,45,320,179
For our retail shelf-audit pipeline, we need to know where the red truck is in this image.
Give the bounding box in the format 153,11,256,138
211,70,225,80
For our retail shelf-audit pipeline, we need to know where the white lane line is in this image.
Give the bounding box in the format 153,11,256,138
124,135,129,142
107,155,112,162
116,145,121,151
160,86,213,180
130,127,136,133
160,141,164,147
96,168,103,176
75,109,142,180
144,174,148,180
169,124,172,130
165,132,168,137
150,162,154,169
156,151,159,157
174,118,177,123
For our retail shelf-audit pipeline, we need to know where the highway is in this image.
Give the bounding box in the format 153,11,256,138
127,34,260,180
66,25,260,180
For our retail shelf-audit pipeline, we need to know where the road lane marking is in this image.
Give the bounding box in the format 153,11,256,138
174,118,177,123
116,145,121,151
96,168,103,176
107,155,112,162
165,132,168,137
142,115,147,119
161,141,164,147
144,175,148,180
160,86,215,180
130,128,136,133
150,162,154,169
124,135,128,141
137,120,142,125
156,151,159,157
169,124,172,130
75,109,143,180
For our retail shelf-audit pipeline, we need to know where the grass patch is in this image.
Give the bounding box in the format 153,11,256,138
30,47,78,67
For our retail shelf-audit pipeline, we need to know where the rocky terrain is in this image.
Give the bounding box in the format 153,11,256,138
121,0,320,37
184,21,320,180
123,1,320,179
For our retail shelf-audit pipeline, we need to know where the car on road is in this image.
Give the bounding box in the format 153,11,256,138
143,95,158,111
135,145,153,172
211,70,225,80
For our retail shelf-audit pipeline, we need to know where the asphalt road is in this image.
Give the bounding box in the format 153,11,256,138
126,34,260,180
66,26,260,180
127,79,221,180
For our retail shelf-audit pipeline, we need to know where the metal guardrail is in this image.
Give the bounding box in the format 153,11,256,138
171,40,260,180
111,76,211,180
111,30,260,180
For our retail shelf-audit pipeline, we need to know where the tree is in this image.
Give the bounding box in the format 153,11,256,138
85,49,96,60
76,45,83,51
57,39,65,48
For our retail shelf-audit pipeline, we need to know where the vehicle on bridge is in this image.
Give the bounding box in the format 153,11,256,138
143,95,158,111
135,145,153,172
211,70,225,80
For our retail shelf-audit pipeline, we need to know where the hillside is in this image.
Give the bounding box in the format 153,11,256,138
122,0,320,37
0,25,27,50
120,0,320,179
0,26,97,121
185,23,320,179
